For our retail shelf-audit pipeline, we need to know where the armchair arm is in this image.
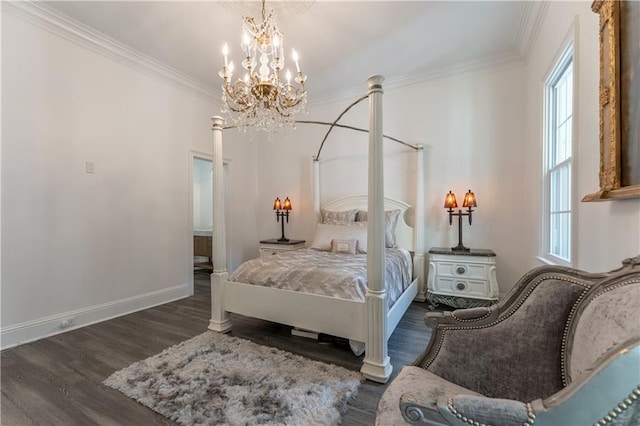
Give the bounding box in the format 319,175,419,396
423,307,494,329
400,393,533,426
399,340,640,425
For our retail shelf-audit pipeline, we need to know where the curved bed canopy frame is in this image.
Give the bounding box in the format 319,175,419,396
208,75,426,383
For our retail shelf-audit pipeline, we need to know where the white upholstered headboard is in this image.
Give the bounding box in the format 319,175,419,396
321,195,414,251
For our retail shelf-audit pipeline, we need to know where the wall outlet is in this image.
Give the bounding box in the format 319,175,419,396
60,317,75,329
85,161,95,174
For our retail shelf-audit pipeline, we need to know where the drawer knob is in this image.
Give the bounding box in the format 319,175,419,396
456,266,467,275
456,282,466,291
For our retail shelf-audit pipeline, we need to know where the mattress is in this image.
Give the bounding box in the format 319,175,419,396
229,248,413,309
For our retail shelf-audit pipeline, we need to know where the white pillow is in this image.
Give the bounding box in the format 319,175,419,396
331,239,358,254
321,208,358,224
310,222,368,253
356,209,401,248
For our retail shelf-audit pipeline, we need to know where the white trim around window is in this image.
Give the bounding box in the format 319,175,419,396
541,19,579,267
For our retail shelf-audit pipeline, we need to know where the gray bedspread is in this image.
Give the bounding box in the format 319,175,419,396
229,248,413,309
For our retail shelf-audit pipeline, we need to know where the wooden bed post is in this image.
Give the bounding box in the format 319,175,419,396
361,75,392,383
414,144,427,301
208,116,232,333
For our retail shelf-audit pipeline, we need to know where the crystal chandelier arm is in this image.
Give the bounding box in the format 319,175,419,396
223,80,254,113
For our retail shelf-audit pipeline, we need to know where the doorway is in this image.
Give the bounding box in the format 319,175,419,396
193,157,214,273
188,151,231,296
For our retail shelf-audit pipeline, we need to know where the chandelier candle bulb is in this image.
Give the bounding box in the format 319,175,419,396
292,49,300,73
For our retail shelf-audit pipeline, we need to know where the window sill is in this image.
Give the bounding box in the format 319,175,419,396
536,255,572,268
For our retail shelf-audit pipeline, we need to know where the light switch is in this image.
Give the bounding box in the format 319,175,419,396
86,161,95,174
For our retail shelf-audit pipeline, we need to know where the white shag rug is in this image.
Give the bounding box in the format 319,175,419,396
103,331,362,425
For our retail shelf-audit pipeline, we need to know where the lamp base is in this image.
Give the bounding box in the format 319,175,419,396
451,244,470,251
277,237,290,242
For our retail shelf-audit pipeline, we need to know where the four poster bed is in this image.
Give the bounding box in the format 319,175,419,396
208,76,426,383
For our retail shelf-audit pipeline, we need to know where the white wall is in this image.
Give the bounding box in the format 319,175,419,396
0,7,258,348
523,1,640,273
254,64,529,294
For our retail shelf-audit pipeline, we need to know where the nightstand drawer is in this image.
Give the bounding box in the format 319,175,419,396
260,248,283,257
435,261,488,280
434,277,491,298
259,239,306,259
427,247,499,308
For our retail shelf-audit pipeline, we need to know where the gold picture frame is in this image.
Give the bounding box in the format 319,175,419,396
583,0,640,201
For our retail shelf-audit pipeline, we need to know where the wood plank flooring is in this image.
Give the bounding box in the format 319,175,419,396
1,271,435,425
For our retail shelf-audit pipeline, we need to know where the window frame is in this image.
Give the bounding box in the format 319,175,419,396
541,31,578,267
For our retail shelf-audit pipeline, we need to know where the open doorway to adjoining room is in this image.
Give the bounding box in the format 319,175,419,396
192,157,214,273
188,151,231,296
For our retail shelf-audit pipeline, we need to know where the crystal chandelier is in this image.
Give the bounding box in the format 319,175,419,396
219,0,308,134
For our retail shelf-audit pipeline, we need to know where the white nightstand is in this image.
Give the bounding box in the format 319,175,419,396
259,239,306,258
427,247,499,309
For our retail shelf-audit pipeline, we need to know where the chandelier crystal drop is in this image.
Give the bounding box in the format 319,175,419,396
219,0,308,134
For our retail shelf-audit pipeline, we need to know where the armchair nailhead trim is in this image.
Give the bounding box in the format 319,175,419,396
447,398,488,426
446,398,536,426
559,288,590,386
423,275,591,370
593,385,640,426
451,308,492,322
525,403,536,425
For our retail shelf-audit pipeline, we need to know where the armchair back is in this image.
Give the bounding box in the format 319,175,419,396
565,264,640,385
418,265,607,402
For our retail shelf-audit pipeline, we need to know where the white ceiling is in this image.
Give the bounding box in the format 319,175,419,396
43,1,544,104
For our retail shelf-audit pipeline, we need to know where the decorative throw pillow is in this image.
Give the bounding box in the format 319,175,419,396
310,222,368,253
330,239,358,254
321,208,358,224
355,209,401,248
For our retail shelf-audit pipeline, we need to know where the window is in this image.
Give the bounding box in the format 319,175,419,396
544,44,574,264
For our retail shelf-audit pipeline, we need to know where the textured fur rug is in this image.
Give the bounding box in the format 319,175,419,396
103,331,362,425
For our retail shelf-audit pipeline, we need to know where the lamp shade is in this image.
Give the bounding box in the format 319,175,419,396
463,190,477,208
283,197,292,211
444,191,458,209
273,197,282,210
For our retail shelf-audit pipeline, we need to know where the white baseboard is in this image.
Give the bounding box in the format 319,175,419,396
0,284,190,350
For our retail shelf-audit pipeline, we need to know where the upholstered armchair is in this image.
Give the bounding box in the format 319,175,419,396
376,257,640,425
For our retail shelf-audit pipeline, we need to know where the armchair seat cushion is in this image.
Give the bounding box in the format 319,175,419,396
375,366,480,425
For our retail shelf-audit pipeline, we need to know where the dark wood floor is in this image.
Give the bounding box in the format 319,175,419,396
1,270,434,425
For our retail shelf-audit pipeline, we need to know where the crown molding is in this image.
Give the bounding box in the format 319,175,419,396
309,52,526,109
515,0,550,60
3,1,220,102
4,1,549,113
309,0,548,109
